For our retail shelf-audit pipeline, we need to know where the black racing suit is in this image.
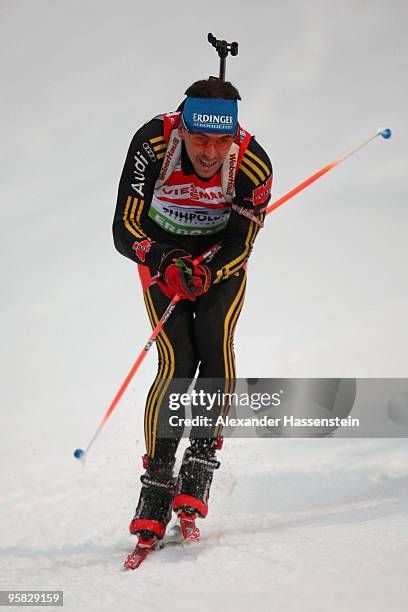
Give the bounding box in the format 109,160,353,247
113,115,272,463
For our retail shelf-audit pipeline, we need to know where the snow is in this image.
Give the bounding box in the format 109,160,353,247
2,430,408,611
1,0,408,610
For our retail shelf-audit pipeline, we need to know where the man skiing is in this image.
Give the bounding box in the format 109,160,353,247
113,77,272,552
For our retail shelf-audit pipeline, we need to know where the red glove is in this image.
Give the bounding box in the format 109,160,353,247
158,255,211,301
188,261,212,298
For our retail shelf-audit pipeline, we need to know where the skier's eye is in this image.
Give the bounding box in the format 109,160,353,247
218,137,233,147
190,134,233,149
191,135,208,146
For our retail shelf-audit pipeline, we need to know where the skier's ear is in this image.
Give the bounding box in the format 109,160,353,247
178,125,186,140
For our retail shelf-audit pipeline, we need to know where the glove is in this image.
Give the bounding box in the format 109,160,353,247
158,253,211,301
187,260,212,298
155,248,189,299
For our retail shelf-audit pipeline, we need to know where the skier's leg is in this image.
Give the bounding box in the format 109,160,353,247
130,282,198,538
173,269,247,519
142,283,198,457
195,268,247,380
129,438,179,539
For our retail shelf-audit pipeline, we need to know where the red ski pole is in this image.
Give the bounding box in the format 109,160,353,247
265,127,391,216
74,127,391,462
74,245,220,463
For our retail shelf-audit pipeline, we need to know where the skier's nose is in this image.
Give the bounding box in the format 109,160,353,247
203,142,218,158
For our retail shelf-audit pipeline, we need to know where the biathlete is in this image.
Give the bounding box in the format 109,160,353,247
113,77,272,544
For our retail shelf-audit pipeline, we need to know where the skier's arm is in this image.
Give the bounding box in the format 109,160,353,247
207,138,273,283
112,118,186,273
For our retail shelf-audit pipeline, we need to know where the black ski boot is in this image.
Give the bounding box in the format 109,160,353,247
129,454,176,541
173,438,221,530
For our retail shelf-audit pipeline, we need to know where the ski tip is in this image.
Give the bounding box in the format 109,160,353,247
124,554,146,570
124,536,157,569
378,127,392,139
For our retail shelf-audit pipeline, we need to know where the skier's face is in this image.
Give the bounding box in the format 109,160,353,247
179,126,234,178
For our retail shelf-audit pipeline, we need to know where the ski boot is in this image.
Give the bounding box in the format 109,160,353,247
173,438,222,541
129,454,176,542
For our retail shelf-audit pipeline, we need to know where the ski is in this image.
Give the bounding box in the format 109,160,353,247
124,535,156,570
123,524,185,570
123,516,201,570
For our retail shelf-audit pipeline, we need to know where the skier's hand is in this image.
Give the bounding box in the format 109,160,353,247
186,259,211,299
159,254,211,301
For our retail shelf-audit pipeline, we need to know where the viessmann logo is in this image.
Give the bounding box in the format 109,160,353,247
159,184,225,202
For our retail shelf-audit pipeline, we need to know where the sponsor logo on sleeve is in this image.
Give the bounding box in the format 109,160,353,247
231,203,264,227
142,141,156,162
132,239,155,263
246,174,272,206
131,150,149,197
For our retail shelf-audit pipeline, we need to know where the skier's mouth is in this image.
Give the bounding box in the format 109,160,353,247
198,158,218,169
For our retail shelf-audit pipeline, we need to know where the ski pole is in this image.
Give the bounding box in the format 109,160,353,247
74,126,391,462
147,127,392,290
265,127,392,216
73,245,220,463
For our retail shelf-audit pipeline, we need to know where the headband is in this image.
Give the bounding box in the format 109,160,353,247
181,96,238,135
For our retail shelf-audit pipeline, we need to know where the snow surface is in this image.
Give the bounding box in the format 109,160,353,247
2,427,408,611
1,1,408,610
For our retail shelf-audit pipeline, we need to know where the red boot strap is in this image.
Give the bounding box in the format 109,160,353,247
129,519,166,538
173,494,208,518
